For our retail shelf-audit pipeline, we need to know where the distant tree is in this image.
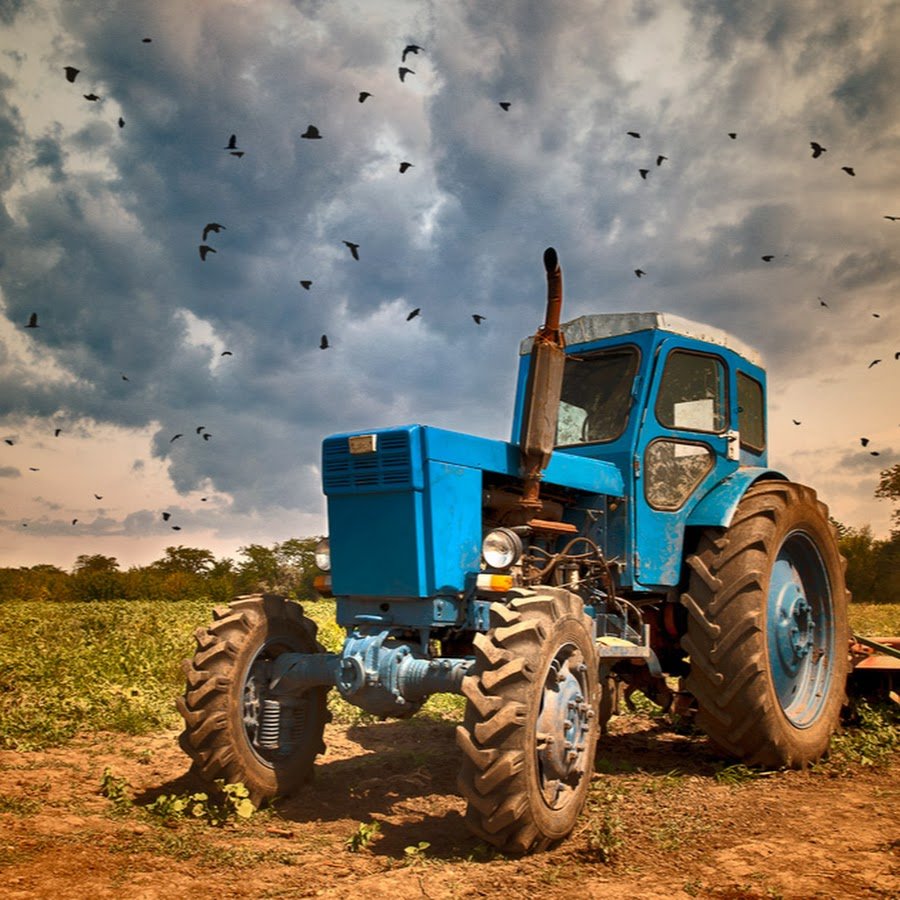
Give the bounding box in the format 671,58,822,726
72,553,120,574
150,546,215,576
875,463,900,533
838,525,880,604
235,544,281,593
70,554,123,601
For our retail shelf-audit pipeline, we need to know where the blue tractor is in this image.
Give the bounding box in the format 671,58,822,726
178,249,849,854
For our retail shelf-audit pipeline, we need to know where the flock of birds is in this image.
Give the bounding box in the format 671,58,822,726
6,29,898,542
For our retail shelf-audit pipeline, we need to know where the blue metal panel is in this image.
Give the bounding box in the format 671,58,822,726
423,425,624,496
328,490,428,596
687,468,787,528
423,460,483,595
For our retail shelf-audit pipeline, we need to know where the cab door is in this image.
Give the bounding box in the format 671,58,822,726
632,340,738,588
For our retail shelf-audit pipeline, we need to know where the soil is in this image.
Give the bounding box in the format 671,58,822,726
1,712,898,900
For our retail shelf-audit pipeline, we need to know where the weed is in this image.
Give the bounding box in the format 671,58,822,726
714,763,765,785
0,794,41,815
827,701,900,770
99,767,132,813
345,820,381,852
145,780,255,827
403,840,430,863
584,789,623,863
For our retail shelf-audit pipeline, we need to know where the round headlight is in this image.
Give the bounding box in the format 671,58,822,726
314,537,331,572
482,528,523,569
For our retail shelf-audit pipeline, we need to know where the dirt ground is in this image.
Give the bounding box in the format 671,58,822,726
2,712,898,900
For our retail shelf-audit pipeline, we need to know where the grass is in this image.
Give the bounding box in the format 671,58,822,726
848,602,900,636
1,597,896,752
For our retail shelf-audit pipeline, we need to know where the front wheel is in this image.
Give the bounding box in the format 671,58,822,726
456,588,600,854
176,594,331,805
681,481,849,767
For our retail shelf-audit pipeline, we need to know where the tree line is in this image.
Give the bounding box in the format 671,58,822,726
2,465,898,605
0,538,323,605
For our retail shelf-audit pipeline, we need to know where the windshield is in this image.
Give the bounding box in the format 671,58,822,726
556,346,640,446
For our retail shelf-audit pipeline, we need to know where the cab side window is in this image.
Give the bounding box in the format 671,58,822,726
655,351,726,433
737,371,765,452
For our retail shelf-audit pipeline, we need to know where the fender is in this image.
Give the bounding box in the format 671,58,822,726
686,467,788,529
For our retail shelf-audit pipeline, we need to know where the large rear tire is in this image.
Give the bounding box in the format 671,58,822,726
456,588,600,854
176,594,331,805
681,481,849,767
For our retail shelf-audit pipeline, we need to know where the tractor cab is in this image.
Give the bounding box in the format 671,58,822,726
512,312,776,590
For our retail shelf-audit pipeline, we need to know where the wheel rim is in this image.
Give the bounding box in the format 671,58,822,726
535,643,593,808
242,640,306,766
766,530,835,728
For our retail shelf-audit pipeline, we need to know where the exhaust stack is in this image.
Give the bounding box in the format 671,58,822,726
517,247,567,517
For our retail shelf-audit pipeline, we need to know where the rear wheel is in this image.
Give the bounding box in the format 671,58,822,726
176,594,331,805
456,588,600,854
681,481,849,767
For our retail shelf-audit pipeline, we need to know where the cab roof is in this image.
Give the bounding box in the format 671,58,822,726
519,311,763,368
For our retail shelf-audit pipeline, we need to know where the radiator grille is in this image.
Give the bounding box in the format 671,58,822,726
322,430,415,492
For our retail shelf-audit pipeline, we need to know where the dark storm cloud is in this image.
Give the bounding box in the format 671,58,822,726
0,0,26,27
0,0,898,553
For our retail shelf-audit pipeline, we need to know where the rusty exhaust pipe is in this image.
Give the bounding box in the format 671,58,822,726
517,247,567,517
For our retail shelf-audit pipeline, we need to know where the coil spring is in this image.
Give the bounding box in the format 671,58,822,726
258,698,281,750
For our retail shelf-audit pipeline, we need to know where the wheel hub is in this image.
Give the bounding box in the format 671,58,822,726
536,647,593,806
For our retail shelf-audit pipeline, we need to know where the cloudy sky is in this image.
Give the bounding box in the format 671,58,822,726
0,0,897,571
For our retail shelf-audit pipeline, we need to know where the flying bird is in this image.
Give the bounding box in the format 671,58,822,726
199,245,216,261
406,308,421,321
868,359,881,368
83,93,100,101
64,66,79,83
639,169,649,179
885,215,900,221
225,134,238,150
172,525,182,531
195,426,205,434
627,131,640,138
402,44,422,62
841,166,856,176
162,512,171,521
170,433,183,442
300,280,312,290
342,240,360,260
301,125,322,139
818,297,828,308
499,101,511,111
860,437,870,447
203,433,211,441
810,141,826,158
121,373,129,381
761,255,774,262
727,132,737,139
54,429,62,437
399,66,415,82
358,91,371,103
230,151,245,158
28,467,39,472
142,37,152,43
634,269,646,278
320,334,329,350
71,519,78,525
94,494,103,500
220,350,233,356
3,439,12,445
656,155,667,166
399,161,413,173
202,222,225,241
792,419,801,425
118,117,125,128
25,313,38,328
895,352,900,360
472,314,486,324
870,451,881,456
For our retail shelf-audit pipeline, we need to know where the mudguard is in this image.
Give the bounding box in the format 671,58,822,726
686,467,788,529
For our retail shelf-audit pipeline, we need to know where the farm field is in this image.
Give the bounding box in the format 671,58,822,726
1,598,898,899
